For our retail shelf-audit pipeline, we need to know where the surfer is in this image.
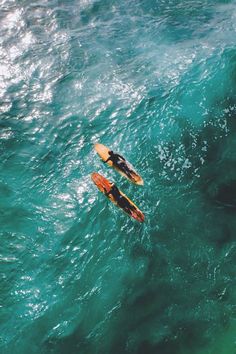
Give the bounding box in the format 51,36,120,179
105,184,137,216
104,150,133,178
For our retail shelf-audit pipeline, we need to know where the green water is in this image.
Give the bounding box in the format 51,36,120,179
0,1,236,353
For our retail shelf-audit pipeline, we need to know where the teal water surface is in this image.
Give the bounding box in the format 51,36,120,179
1,1,236,353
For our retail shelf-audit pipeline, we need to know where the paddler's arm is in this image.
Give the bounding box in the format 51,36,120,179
105,184,118,198
104,185,114,197
103,157,111,163
104,189,111,196
116,154,125,161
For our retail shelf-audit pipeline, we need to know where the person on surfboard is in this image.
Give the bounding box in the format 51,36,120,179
104,184,137,216
104,150,133,179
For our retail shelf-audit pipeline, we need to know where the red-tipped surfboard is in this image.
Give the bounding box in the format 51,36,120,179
94,143,144,185
91,172,144,223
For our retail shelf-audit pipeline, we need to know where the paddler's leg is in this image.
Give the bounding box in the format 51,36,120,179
116,195,136,215
118,162,134,178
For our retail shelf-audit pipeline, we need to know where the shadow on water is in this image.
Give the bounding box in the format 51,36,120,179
199,115,236,210
135,318,209,354
44,324,89,354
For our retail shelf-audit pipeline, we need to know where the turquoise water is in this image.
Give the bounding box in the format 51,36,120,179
1,0,236,353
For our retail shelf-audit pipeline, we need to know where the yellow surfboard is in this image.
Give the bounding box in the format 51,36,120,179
91,172,144,222
94,143,144,185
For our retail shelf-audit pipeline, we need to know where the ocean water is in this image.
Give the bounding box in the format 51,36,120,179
0,0,236,353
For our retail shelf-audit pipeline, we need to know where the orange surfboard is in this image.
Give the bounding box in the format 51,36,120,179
94,143,144,185
91,172,144,222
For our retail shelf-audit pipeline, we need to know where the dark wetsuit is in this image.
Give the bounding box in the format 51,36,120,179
104,151,133,178
105,184,136,215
